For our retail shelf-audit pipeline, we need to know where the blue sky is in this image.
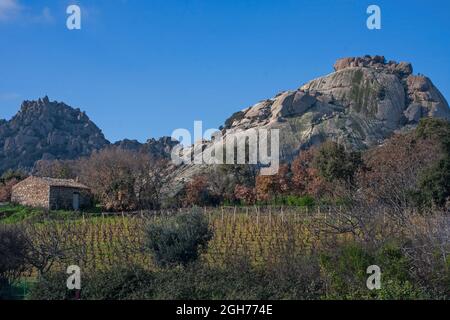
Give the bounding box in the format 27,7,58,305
1,0,449,142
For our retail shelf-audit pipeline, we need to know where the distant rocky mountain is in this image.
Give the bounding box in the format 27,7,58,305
0,97,110,173
113,137,179,160
0,97,180,174
163,55,450,197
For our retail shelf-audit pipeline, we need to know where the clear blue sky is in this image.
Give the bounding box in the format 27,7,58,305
1,0,449,142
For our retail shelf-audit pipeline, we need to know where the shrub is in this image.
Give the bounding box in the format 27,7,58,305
286,195,315,207
153,255,324,300
145,210,213,267
29,266,155,300
82,266,155,300
417,157,450,207
320,243,374,299
0,225,29,289
0,278,13,300
373,242,425,299
320,241,426,299
27,271,72,300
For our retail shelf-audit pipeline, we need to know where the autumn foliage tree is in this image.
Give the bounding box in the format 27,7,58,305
0,170,28,202
33,160,77,179
77,148,168,211
291,148,329,198
234,184,256,205
357,128,442,209
183,175,221,207
255,164,291,202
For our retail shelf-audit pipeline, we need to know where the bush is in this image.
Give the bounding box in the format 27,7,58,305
417,158,450,207
82,266,155,300
0,225,29,286
28,271,72,300
286,195,315,207
320,243,374,299
320,242,426,299
29,266,155,300
145,210,213,267
153,255,324,300
0,278,12,300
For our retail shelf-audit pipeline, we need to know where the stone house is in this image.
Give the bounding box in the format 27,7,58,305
11,176,92,210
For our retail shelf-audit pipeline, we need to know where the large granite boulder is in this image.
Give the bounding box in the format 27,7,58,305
163,55,450,198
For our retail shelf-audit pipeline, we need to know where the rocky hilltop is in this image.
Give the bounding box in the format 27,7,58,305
163,55,450,196
0,97,180,173
222,55,450,158
0,97,110,173
113,136,179,160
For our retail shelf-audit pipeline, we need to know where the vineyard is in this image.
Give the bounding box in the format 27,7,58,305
17,206,419,274
2,204,448,300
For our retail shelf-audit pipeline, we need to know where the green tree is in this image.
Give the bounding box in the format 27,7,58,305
145,210,213,267
314,141,362,184
415,118,450,207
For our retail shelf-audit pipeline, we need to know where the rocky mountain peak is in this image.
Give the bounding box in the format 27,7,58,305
0,97,110,173
333,55,413,77
222,55,449,140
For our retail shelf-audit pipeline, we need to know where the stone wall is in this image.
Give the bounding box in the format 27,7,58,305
11,178,50,209
49,186,92,210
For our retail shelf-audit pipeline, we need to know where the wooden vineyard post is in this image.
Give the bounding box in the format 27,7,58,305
328,207,331,224
256,207,259,227
221,207,224,223
338,206,342,225
233,206,236,223
204,206,209,222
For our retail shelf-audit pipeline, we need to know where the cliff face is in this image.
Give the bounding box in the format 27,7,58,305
162,56,450,196
0,97,110,173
